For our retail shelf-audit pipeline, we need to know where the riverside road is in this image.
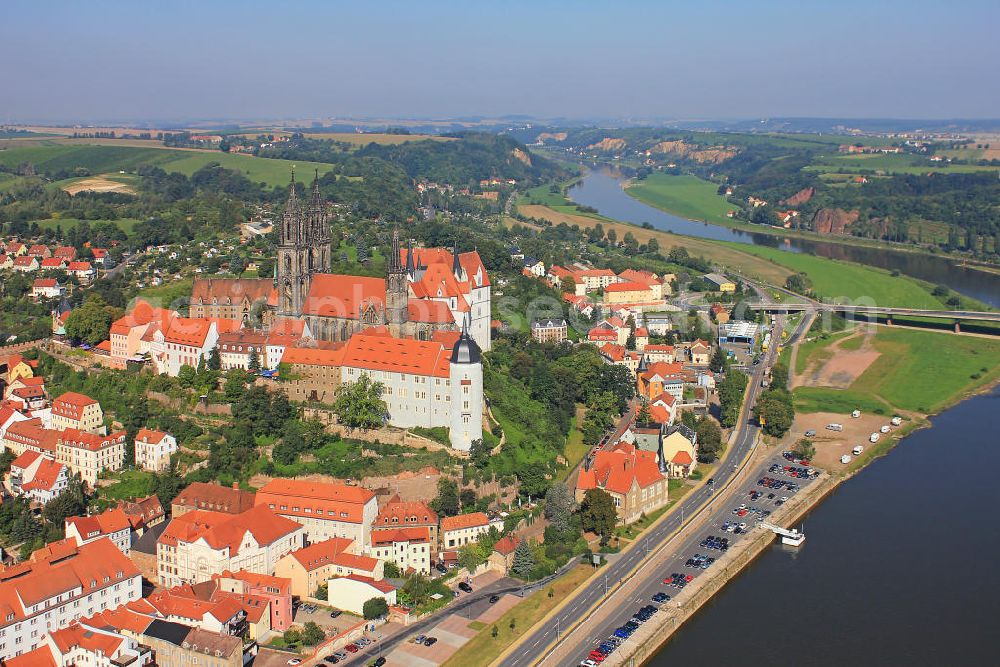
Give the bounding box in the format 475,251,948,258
500,311,810,667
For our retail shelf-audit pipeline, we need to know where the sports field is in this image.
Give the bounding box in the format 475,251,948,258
0,143,334,187
625,173,734,224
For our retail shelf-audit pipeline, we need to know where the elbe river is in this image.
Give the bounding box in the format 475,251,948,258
568,168,1000,308
568,168,1000,665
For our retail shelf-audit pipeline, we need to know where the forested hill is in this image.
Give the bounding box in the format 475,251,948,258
260,132,565,186
357,133,562,185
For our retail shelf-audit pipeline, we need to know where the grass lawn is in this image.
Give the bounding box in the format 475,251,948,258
717,242,949,309
137,277,194,311
626,173,734,225
0,143,334,187
794,330,855,375
442,564,597,667
793,327,1000,415
98,470,156,502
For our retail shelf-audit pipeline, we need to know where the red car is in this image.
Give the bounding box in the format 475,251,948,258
345,644,359,653
684,574,694,582
737,509,749,517
800,460,810,466
588,651,606,662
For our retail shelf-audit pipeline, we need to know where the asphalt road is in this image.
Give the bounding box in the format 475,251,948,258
500,316,788,667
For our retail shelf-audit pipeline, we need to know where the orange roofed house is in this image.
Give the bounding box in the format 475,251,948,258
156,505,305,588
440,512,504,551
0,538,142,662
51,391,104,433
576,442,669,525
255,478,379,546
274,537,382,598
172,481,256,517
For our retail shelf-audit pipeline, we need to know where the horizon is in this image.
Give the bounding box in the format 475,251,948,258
3,0,998,124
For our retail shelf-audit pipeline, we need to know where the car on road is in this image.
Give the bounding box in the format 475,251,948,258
287,660,301,666
804,430,816,437
489,594,500,603
373,658,387,667
423,637,438,646
458,582,473,593
652,592,670,603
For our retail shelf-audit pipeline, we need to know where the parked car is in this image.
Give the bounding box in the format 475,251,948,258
458,582,473,593
423,637,438,646
489,594,500,603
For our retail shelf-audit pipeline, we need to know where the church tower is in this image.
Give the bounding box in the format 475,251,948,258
385,227,409,335
277,172,330,317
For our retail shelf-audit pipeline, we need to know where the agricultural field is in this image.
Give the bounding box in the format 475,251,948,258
793,327,1000,415
804,152,999,175
716,242,952,309
0,143,334,187
625,173,734,225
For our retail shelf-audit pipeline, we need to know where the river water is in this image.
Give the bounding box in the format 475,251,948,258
568,168,1000,308
566,168,1000,664
648,386,1000,666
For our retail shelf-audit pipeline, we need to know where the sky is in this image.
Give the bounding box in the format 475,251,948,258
3,0,998,124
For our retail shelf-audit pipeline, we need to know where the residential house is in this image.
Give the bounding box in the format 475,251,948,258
0,538,142,662
488,534,521,575
7,450,68,503
325,575,396,616
214,569,293,632
139,620,244,667
68,260,96,283
575,442,669,525
5,621,153,667
51,391,104,433
530,318,568,343
661,424,698,478
709,303,730,324
156,505,305,588
274,537,382,598
254,477,379,546
372,495,439,547
31,277,64,299
172,482,256,517
440,512,503,550
369,527,433,575
134,428,177,472
521,257,545,277
12,255,39,272
65,507,133,554
56,428,127,486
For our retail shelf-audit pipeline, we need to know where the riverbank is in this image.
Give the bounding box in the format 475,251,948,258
621,170,999,268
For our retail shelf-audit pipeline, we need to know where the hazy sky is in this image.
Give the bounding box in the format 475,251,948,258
3,0,998,124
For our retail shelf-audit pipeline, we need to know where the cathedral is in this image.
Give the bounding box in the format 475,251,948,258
190,174,492,351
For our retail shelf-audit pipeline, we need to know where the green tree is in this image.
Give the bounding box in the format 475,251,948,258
248,347,261,372
402,572,431,606
43,474,87,524
512,540,536,579
224,369,250,402
770,363,790,391
301,621,325,645
64,293,121,345
459,487,477,509
754,391,795,437
709,347,729,373
793,437,816,460
431,478,460,517
469,438,490,469
544,483,577,534
207,346,221,371
718,370,749,427
695,418,723,463
579,488,617,544
332,374,387,430
282,628,301,645
458,542,486,572
362,597,389,620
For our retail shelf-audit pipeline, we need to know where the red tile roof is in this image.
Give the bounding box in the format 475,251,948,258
256,478,376,525
135,428,168,444
371,527,431,546
65,507,130,541
671,450,694,465
576,443,664,496
173,482,256,514
22,458,67,492
303,274,386,319
492,534,520,556
159,505,302,555
339,333,451,378
605,281,652,293
53,391,99,420
374,496,438,528
280,345,345,367
441,512,490,533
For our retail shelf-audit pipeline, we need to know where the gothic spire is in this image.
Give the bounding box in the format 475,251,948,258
405,238,415,276
388,226,402,273
452,241,462,280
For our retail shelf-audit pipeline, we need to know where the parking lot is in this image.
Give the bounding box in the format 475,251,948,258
291,601,363,640
568,451,821,667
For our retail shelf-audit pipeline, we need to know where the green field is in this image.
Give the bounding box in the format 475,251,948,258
794,327,1000,415
626,173,734,224
794,329,855,375
717,242,950,309
805,153,999,175
0,143,335,187
34,217,141,234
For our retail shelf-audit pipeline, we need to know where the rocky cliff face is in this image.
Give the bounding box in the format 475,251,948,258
649,140,736,164
782,187,815,206
536,132,567,143
587,137,628,153
811,208,860,234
